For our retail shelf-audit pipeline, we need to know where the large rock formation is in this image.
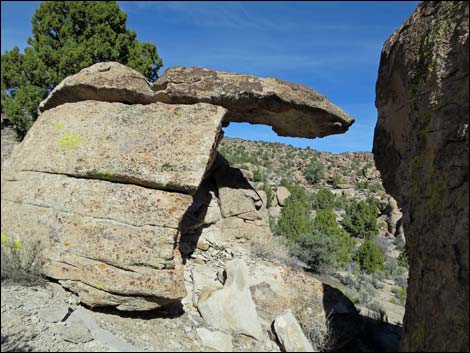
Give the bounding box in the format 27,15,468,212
1,100,225,310
1,61,355,311
154,66,355,138
374,2,469,351
38,62,354,140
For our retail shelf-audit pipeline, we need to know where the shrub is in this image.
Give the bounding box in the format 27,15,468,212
330,175,342,188
303,156,325,184
1,232,45,285
300,315,331,352
275,186,314,242
342,199,378,238
354,240,385,273
312,188,336,210
357,281,376,306
313,210,355,267
397,250,409,268
253,169,265,182
391,286,407,305
251,236,301,269
289,230,338,273
368,301,389,324
355,180,370,190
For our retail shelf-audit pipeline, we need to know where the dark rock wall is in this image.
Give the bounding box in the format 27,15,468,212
374,1,469,351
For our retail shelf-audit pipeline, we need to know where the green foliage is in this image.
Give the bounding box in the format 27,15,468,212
276,184,354,272
1,1,163,137
313,210,355,267
397,250,409,268
311,188,344,211
330,175,342,188
392,286,407,305
253,169,265,182
342,199,378,238
303,156,325,184
275,186,313,242
354,240,385,273
3,85,44,137
218,146,258,166
356,180,384,192
1,232,45,285
289,230,337,273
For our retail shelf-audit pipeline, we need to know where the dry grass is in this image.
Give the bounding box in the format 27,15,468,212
250,235,303,269
1,232,45,285
299,313,333,351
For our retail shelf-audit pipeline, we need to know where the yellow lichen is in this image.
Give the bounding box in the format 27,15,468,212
13,240,23,251
58,132,83,150
1,231,7,245
52,122,65,130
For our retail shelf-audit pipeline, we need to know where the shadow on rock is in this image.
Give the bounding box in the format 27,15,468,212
1,334,34,352
321,283,401,352
92,301,185,320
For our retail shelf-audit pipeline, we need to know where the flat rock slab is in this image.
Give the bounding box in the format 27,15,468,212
9,101,226,194
39,62,158,113
154,66,354,138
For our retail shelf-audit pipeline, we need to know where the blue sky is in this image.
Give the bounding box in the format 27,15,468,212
1,1,418,153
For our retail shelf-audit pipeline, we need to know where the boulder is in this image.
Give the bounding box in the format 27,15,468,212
1,65,230,309
276,186,291,206
374,2,469,351
8,101,226,194
196,328,233,352
154,66,354,138
258,190,268,210
39,62,158,113
213,159,262,218
196,259,264,340
273,310,314,352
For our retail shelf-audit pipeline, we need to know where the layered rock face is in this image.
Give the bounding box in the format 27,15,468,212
374,2,469,351
1,61,354,311
2,100,225,310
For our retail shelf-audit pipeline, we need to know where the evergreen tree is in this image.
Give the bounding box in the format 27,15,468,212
303,156,325,184
313,210,355,267
342,198,378,238
275,185,314,242
355,239,385,273
1,1,163,137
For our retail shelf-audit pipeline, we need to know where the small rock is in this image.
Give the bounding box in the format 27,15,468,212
39,306,69,323
273,310,314,352
60,322,94,344
197,259,264,340
276,187,291,207
197,327,233,352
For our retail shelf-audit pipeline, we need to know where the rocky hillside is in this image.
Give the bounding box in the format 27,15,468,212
219,137,381,192
218,137,408,323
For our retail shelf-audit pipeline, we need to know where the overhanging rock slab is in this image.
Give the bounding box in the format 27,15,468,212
154,66,355,138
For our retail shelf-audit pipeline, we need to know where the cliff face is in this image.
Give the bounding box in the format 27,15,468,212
374,2,469,351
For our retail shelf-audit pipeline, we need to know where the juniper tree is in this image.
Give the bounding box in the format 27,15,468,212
1,1,163,137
